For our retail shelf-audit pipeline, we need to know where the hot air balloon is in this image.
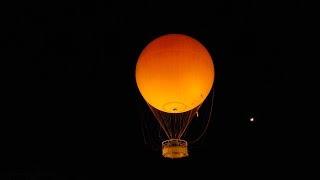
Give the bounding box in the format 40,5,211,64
135,34,214,158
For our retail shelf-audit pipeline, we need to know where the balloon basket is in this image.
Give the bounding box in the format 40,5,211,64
162,139,188,159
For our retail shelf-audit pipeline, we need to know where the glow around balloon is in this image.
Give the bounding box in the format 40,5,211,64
136,34,214,113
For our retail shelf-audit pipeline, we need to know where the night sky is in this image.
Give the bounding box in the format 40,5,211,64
2,0,306,179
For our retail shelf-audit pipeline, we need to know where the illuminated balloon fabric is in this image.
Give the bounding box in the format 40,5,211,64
135,34,214,113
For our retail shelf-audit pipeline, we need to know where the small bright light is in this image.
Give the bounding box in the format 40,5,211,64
250,117,254,122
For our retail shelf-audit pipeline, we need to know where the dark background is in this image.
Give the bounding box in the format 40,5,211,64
2,0,306,179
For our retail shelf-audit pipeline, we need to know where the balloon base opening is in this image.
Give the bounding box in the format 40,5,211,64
162,139,188,159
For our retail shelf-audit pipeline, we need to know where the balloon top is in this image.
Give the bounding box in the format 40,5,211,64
136,34,214,113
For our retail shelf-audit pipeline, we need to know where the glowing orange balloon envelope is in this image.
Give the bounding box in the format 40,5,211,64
136,34,214,113
135,34,214,158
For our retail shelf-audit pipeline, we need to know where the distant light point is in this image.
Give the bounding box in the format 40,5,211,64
250,117,254,122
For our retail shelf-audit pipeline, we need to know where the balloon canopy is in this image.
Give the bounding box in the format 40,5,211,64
136,34,214,113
